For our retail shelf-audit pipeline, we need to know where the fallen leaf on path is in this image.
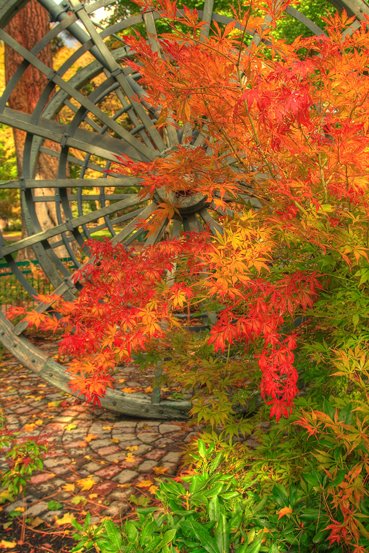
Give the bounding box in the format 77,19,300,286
63,483,76,493
124,453,136,463
153,466,169,475
23,423,37,432
71,496,87,505
125,445,138,452
65,423,77,431
0,540,17,549
136,480,154,488
55,512,75,526
1,523,11,530
85,434,98,443
77,476,96,491
29,517,44,528
48,401,61,408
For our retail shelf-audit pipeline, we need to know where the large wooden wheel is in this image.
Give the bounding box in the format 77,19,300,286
0,0,368,419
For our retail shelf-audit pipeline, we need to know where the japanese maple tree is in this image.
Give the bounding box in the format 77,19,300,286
11,2,369,423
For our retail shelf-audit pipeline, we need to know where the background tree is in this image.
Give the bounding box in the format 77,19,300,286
4,0,65,251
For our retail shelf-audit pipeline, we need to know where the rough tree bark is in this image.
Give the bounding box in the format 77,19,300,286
5,0,67,256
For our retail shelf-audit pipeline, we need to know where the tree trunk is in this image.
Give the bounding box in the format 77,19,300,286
5,0,67,257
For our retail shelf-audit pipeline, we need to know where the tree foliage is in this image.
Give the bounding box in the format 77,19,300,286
8,1,369,548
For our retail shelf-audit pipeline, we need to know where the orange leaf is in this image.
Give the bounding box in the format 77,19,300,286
136,480,154,488
85,434,98,443
153,466,169,475
277,506,293,519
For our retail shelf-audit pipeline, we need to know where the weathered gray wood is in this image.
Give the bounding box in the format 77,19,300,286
0,177,141,189
0,108,148,162
0,314,190,419
0,195,147,256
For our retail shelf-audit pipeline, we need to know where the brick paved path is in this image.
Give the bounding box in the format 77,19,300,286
0,353,196,525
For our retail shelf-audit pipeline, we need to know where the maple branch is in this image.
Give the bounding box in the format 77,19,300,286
241,100,277,179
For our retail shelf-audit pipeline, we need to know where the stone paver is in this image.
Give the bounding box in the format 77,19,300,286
0,353,196,522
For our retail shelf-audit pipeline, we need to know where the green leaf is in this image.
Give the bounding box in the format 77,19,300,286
332,469,347,486
161,528,177,546
313,528,329,544
103,519,123,550
198,440,207,459
271,484,289,506
208,496,220,522
214,513,229,553
237,537,263,553
186,519,220,553
302,470,322,489
47,500,63,511
220,491,240,501
125,521,139,542
210,453,223,473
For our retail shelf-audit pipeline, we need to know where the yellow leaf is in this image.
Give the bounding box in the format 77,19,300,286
277,506,293,519
89,493,98,499
71,495,87,505
0,490,11,504
63,483,76,492
77,476,96,491
136,480,154,488
47,401,60,407
0,540,17,549
144,386,153,393
125,445,138,452
124,453,136,463
112,438,120,444
102,426,112,431
65,423,77,431
122,387,137,394
149,485,158,494
55,512,75,526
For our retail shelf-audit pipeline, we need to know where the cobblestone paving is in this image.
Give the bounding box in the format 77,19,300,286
0,353,196,524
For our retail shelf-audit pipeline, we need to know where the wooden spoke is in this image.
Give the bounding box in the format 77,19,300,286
0,195,147,256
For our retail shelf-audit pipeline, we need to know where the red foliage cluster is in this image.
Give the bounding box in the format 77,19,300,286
208,273,320,420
